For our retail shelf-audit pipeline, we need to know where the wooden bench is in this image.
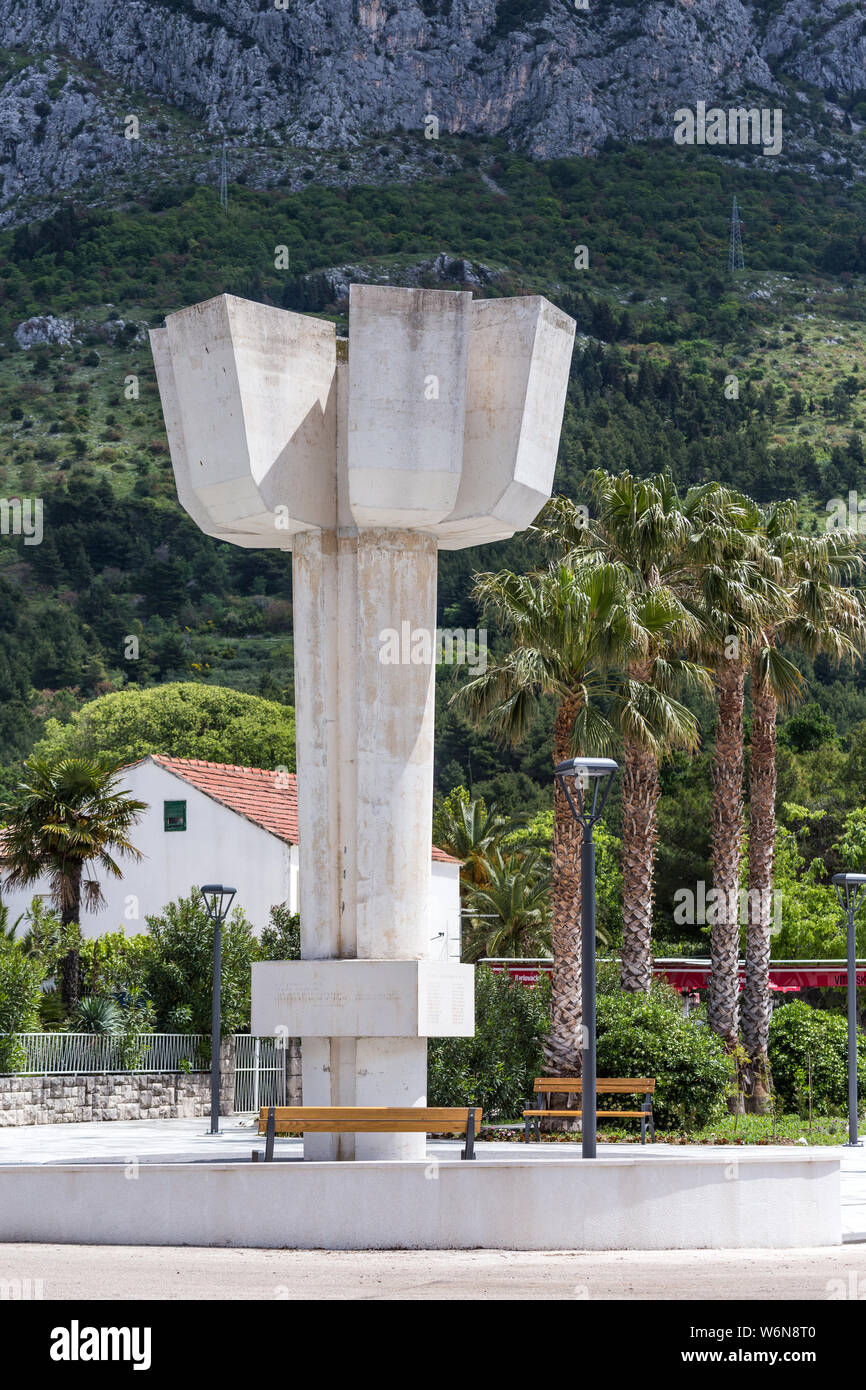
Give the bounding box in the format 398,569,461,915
523,1079,656,1144
253,1105,482,1161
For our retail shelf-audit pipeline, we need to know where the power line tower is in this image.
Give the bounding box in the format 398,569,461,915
729,195,745,273
219,140,228,214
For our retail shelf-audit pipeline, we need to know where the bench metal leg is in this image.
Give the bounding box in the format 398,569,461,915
643,1095,655,1144
264,1105,276,1163
524,1115,532,1142
462,1107,476,1160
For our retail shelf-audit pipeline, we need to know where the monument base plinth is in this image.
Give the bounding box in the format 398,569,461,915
300,1036,428,1161
251,961,475,1160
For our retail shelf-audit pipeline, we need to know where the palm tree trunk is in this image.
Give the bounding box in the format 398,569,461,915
545,698,583,1077
59,863,82,1011
60,942,79,1011
743,660,777,1114
620,660,659,992
708,658,746,1110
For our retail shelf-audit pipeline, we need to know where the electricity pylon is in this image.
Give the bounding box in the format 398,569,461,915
219,140,228,214
729,195,745,273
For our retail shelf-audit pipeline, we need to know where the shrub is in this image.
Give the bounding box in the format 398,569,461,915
115,986,157,1068
427,965,549,1122
0,941,45,1071
143,890,257,1035
258,904,300,960
71,994,123,1035
16,897,78,981
78,931,153,1000
769,999,866,1114
595,989,730,1128
38,988,67,1031
32,682,296,772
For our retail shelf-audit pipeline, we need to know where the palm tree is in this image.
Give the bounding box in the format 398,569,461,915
431,791,510,891
682,485,791,1080
743,504,865,1108
0,756,146,1008
540,473,710,993
0,897,24,942
463,846,552,961
455,554,700,1075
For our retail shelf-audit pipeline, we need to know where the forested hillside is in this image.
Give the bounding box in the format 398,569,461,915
0,137,864,943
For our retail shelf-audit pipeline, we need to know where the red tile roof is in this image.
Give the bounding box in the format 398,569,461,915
140,756,461,863
150,755,299,844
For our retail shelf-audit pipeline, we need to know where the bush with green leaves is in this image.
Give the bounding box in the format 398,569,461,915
78,931,153,1001
68,989,156,1067
258,904,300,961
32,682,296,772
16,896,80,984
142,890,257,1036
769,999,866,1114
595,987,730,1128
427,965,549,1122
112,986,157,1068
0,941,45,1071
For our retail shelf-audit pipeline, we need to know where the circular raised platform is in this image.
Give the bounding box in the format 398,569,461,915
0,1120,842,1251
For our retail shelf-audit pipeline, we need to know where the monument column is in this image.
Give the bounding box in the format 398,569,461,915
294,526,438,1158
151,284,575,1162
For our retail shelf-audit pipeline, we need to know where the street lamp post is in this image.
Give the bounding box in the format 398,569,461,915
200,884,237,1136
554,757,618,1159
832,873,866,1148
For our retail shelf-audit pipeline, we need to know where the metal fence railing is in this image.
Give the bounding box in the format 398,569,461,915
2,1033,292,1113
5,1032,209,1076
232,1034,288,1113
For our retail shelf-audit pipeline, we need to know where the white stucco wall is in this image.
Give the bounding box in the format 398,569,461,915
1,760,462,956
1,761,293,939
430,861,461,962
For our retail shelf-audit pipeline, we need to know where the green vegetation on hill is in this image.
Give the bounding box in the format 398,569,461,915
3,145,865,508
3,144,866,334
0,143,864,950
0,474,295,785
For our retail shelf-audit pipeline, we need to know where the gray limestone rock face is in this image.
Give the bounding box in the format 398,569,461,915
0,0,860,226
13,313,75,348
762,0,866,97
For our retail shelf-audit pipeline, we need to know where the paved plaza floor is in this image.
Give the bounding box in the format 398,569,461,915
2,1241,866,1300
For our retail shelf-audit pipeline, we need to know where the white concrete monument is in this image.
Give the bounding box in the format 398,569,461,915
151,285,575,1160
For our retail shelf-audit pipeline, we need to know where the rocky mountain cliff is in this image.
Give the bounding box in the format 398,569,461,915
0,0,864,224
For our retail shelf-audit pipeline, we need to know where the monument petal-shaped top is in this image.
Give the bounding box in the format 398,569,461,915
150,285,575,550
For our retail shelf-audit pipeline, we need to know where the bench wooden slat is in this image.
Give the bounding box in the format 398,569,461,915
523,1109,649,1118
531,1078,655,1093
524,1077,656,1145
258,1106,481,1135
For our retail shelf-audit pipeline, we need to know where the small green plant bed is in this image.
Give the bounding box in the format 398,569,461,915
479,1113,855,1146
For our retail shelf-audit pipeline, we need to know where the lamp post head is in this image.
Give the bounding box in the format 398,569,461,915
200,884,237,923
833,872,866,917
554,757,619,828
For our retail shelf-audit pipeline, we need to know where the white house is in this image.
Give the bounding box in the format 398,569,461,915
2,755,463,962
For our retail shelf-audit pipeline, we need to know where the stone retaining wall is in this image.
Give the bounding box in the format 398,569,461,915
0,1037,303,1127
0,1070,215,1127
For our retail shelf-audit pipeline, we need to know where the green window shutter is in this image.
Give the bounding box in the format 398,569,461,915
164,799,187,832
